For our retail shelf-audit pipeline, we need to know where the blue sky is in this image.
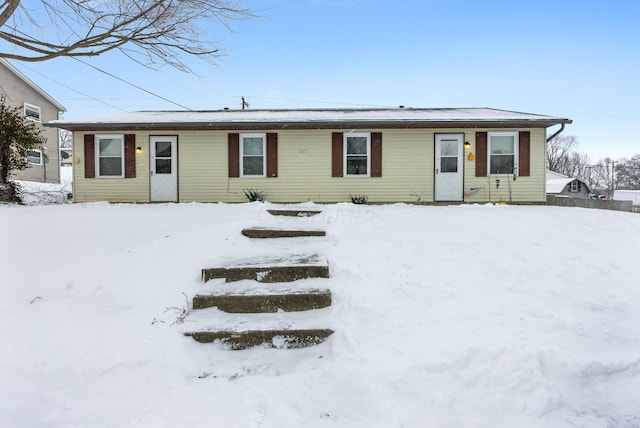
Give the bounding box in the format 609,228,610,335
6,0,639,160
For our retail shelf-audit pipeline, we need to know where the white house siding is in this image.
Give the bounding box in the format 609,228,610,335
72,127,548,204
0,60,62,183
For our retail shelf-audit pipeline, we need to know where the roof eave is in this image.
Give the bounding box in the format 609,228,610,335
45,118,573,131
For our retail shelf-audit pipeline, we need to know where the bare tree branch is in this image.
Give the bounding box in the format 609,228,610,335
0,0,255,71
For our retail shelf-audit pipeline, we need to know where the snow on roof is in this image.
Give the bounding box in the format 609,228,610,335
546,178,574,194
47,107,572,130
546,170,569,180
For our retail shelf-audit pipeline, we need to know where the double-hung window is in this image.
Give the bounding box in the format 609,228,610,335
27,149,42,165
488,132,518,175
96,134,124,177
240,133,266,177
344,133,370,177
24,103,41,122
569,180,581,192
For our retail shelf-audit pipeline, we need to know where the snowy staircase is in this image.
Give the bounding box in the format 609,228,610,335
266,209,322,217
241,227,326,239
201,254,329,283
192,289,332,313
185,207,334,350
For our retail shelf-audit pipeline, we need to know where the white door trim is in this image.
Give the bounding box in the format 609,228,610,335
150,136,178,202
435,133,464,201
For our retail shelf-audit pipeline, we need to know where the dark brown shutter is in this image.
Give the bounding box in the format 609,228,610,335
124,134,136,178
266,133,278,178
332,132,343,177
518,131,530,177
84,134,95,178
371,132,382,177
475,132,487,177
228,133,240,178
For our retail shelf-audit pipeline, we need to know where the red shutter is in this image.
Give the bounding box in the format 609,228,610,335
266,133,278,178
518,131,530,177
84,134,95,178
228,133,239,178
475,132,487,177
332,132,343,177
371,132,382,177
124,134,136,178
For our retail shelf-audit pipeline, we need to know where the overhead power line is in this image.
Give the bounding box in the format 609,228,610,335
71,58,194,111
10,62,128,113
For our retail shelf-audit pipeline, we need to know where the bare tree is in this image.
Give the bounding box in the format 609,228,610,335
546,135,579,174
616,155,640,190
59,129,72,149
0,0,254,71
588,158,627,196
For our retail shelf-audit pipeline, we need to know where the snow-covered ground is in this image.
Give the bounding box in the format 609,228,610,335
15,166,73,205
2,194,640,427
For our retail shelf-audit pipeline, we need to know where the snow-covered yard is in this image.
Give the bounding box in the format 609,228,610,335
1,196,639,427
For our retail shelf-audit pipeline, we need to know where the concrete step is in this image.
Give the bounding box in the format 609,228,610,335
202,254,329,283
184,329,334,350
267,209,322,217
192,289,331,313
241,227,325,239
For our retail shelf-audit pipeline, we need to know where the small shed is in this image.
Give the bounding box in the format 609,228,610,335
546,170,591,199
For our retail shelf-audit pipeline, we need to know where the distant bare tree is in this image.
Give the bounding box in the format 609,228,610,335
0,0,254,71
59,129,72,149
616,154,640,190
589,158,627,195
546,135,578,174
546,135,593,183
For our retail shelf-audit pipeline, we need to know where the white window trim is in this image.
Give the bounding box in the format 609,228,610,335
95,134,125,178
488,131,518,176
343,132,371,178
240,133,266,178
24,103,41,122
27,149,43,166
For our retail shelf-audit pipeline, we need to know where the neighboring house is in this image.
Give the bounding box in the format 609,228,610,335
0,58,66,183
46,108,571,204
546,170,591,199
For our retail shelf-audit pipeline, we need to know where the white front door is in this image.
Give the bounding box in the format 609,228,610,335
435,134,464,201
150,136,177,202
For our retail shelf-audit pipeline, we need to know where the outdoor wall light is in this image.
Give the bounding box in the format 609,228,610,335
464,141,471,150
136,146,142,153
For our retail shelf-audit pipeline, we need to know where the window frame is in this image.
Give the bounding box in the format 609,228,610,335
488,131,518,176
24,103,41,122
343,132,371,178
569,180,581,192
95,134,125,178
27,149,43,166
240,133,266,178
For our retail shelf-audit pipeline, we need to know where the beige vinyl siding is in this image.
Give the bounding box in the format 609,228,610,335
72,127,548,204
178,132,228,202
1,61,61,183
463,128,546,203
222,129,436,203
72,132,149,202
